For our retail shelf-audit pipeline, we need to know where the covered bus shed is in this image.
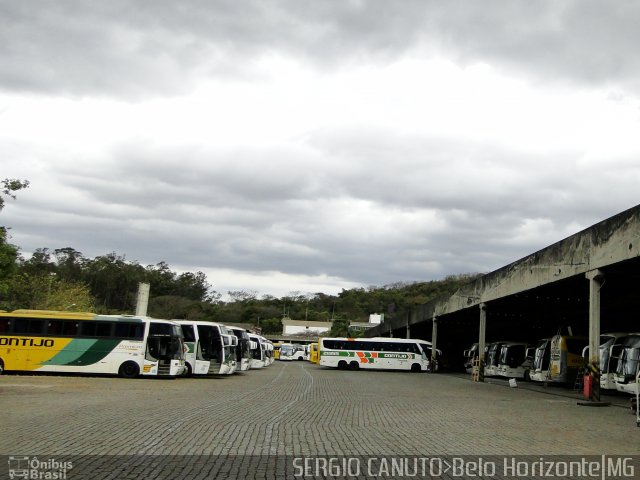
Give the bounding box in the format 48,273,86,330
365,204,640,401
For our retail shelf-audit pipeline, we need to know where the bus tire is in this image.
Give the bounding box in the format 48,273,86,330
349,361,359,370
183,363,193,377
0,358,4,375
118,361,140,379
523,369,531,382
338,360,348,370
411,363,422,372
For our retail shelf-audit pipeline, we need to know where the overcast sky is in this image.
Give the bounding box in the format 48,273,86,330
2,1,640,299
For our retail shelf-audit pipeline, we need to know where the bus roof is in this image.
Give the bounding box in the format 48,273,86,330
3,309,95,319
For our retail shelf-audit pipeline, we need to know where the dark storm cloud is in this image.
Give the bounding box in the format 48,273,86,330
2,1,640,98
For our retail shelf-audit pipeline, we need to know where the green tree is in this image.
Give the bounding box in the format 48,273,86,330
329,318,350,337
7,273,94,311
1,178,30,211
0,228,20,300
0,178,30,302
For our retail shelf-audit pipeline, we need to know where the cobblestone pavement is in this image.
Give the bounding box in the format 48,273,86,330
0,363,637,478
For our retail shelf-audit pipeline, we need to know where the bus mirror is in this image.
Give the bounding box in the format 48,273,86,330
223,336,230,346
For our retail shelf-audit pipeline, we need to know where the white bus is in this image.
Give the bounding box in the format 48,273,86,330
228,326,252,371
528,338,551,382
175,320,237,375
495,342,532,379
0,310,185,378
263,338,274,366
319,337,430,372
582,333,627,390
612,333,640,395
415,340,441,372
484,341,508,377
279,343,309,361
248,333,267,369
463,343,479,374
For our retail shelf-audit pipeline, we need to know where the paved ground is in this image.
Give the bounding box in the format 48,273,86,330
0,362,638,478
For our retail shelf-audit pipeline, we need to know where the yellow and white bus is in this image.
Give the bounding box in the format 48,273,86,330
530,334,587,384
308,342,319,364
0,309,185,378
319,337,430,372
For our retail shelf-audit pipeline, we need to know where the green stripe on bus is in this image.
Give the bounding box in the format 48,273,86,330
41,339,99,366
70,339,122,366
42,338,122,366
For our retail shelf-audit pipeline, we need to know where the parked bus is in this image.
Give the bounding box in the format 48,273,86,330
415,340,441,372
264,338,274,366
273,342,282,360
175,320,237,375
484,341,507,377
248,333,266,369
612,333,640,395
280,343,309,361
309,342,319,363
463,343,479,374
495,342,531,379
0,310,185,378
547,334,588,383
319,337,430,372
582,333,627,390
228,326,252,371
530,335,587,384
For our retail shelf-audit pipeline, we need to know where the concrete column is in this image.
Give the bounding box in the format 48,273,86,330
135,282,150,316
406,313,411,339
478,303,487,382
586,269,604,401
431,316,438,368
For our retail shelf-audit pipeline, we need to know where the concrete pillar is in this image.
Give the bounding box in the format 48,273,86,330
406,313,411,339
478,303,487,382
431,316,438,363
135,282,150,316
586,269,604,402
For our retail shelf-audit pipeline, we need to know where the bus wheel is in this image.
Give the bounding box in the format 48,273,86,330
349,361,360,370
411,363,422,372
523,370,531,382
182,363,192,377
118,361,140,379
338,360,348,370
0,359,4,375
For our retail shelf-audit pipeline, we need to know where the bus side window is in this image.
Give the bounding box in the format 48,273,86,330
47,320,64,335
63,322,79,336
80,322,96,337
95,322,113,337
12,318,29,334
0,319,10,333
28,319,45,334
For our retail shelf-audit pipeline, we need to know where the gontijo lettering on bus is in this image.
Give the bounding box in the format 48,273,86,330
321,350,414,363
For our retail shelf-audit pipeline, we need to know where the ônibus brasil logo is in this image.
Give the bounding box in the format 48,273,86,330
8,456,73,479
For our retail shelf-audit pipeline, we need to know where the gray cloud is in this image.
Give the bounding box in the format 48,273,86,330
3,1,640,99
2,1,640,297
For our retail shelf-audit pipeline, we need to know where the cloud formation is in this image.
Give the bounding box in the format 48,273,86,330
2,1,640,298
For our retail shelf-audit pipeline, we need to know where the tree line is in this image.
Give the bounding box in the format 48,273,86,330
1,178,481,334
